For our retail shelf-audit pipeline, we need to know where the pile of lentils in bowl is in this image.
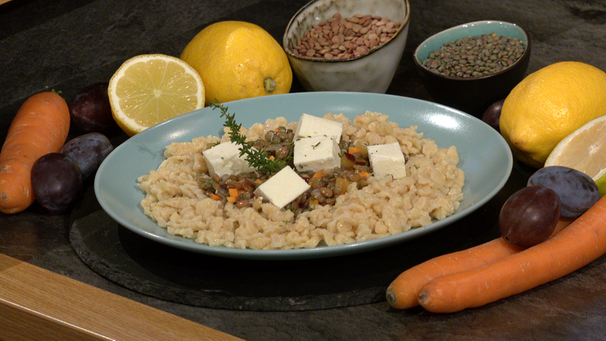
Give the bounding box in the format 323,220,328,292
422,33,526,78
292,13,401,60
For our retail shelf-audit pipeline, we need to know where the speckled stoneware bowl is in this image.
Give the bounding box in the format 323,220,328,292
414,20,531,117
283,0,410,93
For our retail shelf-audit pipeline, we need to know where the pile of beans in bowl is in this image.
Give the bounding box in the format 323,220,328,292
291,13,401,60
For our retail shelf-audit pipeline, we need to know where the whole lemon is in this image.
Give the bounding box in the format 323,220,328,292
180,21,292,106
500,61,606,168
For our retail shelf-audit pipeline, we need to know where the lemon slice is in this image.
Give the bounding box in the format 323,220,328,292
108,54,205,136
544,115,606,193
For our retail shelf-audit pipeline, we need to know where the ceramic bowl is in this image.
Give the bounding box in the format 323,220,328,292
283,0,410,93
414,20,531,117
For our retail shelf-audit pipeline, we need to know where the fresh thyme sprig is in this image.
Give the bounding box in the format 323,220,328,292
210,101,286,174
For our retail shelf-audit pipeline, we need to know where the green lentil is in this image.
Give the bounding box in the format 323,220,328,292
422,33,526,78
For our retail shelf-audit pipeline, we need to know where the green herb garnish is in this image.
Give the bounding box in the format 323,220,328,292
211,102,286,174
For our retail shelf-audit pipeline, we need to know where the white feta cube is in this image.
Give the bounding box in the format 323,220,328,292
202,141,254,177
254,166,311,209
367,142,406,179
294,113,343,140
293,135,341,174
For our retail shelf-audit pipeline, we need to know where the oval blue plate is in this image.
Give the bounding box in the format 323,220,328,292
94,92,512,260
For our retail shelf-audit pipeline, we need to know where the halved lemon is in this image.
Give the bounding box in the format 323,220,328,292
544,115,606,195
108,54,205,136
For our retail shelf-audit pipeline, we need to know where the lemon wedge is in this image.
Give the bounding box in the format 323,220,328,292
544,115,606,195
108,54,205,136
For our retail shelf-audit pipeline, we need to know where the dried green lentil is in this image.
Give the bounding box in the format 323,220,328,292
422,33,526,78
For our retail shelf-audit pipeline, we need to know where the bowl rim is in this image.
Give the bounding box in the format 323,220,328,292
413,20,531,81
282,0,411,63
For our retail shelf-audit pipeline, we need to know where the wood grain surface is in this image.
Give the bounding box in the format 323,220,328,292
0,253,243,341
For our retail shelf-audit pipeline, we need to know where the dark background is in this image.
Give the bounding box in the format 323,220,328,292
1,0,606,340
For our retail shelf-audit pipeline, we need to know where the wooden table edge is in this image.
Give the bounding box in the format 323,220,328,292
0,253,243,341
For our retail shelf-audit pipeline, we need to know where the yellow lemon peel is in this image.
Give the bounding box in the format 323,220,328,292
180,21,292,106
500,61,606,168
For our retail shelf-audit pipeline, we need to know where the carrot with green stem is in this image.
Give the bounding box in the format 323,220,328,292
386,219,571,309
0,92,70,214
417,196,606,313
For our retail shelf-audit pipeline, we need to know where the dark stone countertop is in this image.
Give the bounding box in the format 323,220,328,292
2,0,606,340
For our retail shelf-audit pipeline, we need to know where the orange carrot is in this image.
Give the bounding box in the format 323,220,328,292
357,170,370,179
348,146,363,154
209,193,221,201
0,92,70,214
386,219,571,309
228,188,240,198
313,171,323,178
417,200,606,313
386,238,523,309
227,188,241,203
